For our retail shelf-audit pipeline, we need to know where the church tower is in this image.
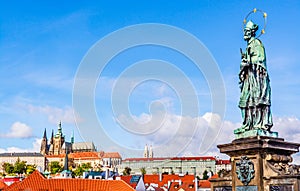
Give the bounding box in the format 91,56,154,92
50,129,54,145
48,129,54,155
40,128,48,155
149,145,153,158
143,144,149,158
53,121,65,155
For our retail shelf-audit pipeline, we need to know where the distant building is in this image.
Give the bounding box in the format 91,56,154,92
122,146,229,178
69,151,102,169
0,152,45,172
45,154,70,170
121,156,216,177
143,145,153,159
40,121,96,156
45,151,122,172
215,159,231,173
72,142,96,153
102,152,122,169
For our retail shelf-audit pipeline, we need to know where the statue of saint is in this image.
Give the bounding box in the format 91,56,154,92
238,20,273,132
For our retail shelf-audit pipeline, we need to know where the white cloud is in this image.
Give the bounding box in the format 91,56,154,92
117,112,300,163
0,138,41,153
0,122,33,138
2,113,300,165
26,104,82,124
203,116,300,163
272,116,300,164
116,112,229,157
273,116,300,142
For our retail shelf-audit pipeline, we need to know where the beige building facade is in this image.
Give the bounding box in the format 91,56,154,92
0,152,46,172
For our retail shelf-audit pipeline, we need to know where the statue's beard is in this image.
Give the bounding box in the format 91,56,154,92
244,35,251,41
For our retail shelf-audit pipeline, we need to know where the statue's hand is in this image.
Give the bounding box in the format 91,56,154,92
239,71,245,83
241,57,249,66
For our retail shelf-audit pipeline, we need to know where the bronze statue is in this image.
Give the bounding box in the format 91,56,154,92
237,20,273,133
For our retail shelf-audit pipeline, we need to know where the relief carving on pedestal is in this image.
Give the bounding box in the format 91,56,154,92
266,154,300,175
270,185,293,191
236,156,255,185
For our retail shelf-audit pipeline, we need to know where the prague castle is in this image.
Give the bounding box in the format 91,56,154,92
40,121,96,155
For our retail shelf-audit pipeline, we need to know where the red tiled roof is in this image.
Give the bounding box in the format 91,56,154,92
69,152,101,159
3,182,19,190
199,180,211,188
169,182,195,191
46,152,121,160
123,156,216,162
119,176,137,189
46,152,102,160
209,174,219,179
4,170,135,191
143,174,159,186
102,152,121,158
216,159,230,165
120,174,195,190
0,181,8,189
154,187,165,191
144,174,195,188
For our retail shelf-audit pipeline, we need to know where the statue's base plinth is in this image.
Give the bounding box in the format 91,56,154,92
218,136,299,156
210,136,300,191
234,128,278,139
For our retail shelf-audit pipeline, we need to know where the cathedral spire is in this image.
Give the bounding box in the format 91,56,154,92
58,120,62,131
40,128,48,155
43,128,47,139
50,129,54,144
63,150,69,171
56,121,63,137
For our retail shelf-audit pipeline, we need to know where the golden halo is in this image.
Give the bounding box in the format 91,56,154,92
243,8,267,38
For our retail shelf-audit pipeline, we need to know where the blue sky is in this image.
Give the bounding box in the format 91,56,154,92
1,1,300,160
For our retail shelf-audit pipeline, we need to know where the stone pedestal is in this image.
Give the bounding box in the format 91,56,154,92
211,136,300,191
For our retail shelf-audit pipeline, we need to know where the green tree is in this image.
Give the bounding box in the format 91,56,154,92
49,161,63,174
123,167,131,175
202,170,209,180
81,163,92,171
26,164,36,175
73,166,84,177
2,163,14,174
13,158,27,174
72,163,94,177
140,167,146,175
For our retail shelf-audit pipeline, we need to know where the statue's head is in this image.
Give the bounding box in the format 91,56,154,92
244,20,258,41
